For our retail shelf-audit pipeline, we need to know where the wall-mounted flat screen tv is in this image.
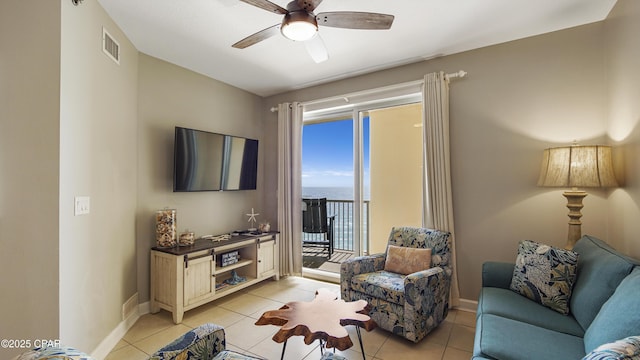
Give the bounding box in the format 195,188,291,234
173,127,258,192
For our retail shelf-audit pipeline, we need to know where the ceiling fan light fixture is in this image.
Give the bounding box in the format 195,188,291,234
281,11,318,41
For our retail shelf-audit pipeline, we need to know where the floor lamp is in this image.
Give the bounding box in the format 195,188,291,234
537,144,618,249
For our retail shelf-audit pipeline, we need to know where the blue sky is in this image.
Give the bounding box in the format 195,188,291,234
302,117,369,188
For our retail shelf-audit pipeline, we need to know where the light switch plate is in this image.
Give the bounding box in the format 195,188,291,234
74,196,90,216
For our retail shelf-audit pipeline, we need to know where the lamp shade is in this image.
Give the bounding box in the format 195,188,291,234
537,145,617,188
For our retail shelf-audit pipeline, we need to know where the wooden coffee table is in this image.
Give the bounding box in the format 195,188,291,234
255,288,376,360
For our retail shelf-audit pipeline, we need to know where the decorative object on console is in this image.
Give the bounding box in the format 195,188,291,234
246,208,259,230
219,251,240,267
258,222,271,233
537,143,618,249
156,208,177,248
210,234,231,242
225,270,246,285
179,229,195,246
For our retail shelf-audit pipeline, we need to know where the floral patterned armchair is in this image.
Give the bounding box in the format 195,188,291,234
340,227,452,342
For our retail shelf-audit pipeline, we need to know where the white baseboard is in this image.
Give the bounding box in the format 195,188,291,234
138,301,150,316
90,296,151,360
456,298,478,313
302,268,340,283
122,293,139,321
90,309,140,360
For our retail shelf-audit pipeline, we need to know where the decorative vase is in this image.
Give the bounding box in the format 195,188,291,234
156,208,177,248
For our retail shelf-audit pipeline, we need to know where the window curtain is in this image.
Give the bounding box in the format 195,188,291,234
422,72,460,307
277,102,304,276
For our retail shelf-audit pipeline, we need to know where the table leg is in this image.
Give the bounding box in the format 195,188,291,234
280,339,287,360
355,326,366,360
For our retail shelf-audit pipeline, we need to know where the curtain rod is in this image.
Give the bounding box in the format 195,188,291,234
445,70,467,79
270,70,467,112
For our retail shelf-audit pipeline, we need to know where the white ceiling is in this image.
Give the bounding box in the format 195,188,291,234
96,0,616,97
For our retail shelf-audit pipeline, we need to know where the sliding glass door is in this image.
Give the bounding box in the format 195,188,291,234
301,117,356,272
365,103,424,254
301,100,423,274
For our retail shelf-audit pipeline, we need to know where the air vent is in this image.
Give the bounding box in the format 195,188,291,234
102,27,120,65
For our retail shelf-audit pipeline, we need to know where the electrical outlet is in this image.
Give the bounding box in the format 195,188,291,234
74,196,90,216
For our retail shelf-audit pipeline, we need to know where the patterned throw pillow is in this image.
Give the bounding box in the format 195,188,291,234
582,336,640,360
384,245,431,275
509,240,579,315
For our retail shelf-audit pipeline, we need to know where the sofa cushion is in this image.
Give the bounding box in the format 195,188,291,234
478,287,584,337
582,336,640,360
584,267,640,353
384,245,431,275
351,271,405,305
474,313,586,360
570,235,637,330
510,240,579,315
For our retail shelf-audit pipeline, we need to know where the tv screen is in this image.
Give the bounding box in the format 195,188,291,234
221,135,259,190
173,127,258,192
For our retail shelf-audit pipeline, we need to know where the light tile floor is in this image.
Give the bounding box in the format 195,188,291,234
106,277,475,360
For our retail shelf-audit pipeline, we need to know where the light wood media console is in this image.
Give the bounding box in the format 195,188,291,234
150,232,279,323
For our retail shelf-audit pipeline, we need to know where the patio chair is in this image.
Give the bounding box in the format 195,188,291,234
302,198,335,258
340,226,452,342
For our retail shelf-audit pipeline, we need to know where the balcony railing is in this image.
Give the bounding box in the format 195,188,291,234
302,199,369,252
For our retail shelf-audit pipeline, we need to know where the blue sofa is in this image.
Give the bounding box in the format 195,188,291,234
473,235,640,360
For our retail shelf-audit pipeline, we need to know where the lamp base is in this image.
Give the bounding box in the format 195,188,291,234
562,190,587,249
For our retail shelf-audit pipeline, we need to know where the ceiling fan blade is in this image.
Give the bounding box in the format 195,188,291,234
316,12,394,30
232,24,281,49
238,0,287,15
296,0,323,12
304,34,329,63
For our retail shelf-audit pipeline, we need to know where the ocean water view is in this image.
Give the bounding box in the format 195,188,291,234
302,186,370,200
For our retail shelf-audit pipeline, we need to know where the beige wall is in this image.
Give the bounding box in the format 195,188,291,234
0,2,61,358
264,22,610,300
58,0,139,353
136,54,264,303
606,0,640,258
369,104,424,254
2,2,639,356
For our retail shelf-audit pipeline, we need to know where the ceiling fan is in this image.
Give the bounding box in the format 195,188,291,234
232,0,394,63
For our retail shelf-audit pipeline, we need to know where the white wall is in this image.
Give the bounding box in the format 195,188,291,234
136,54,264,303
264,22,610,301
59,0,138,353
605,0,640,258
